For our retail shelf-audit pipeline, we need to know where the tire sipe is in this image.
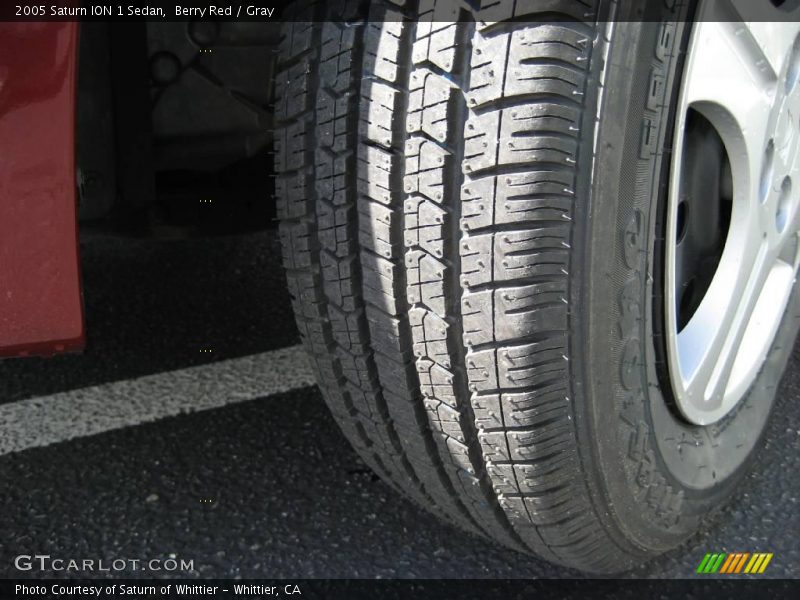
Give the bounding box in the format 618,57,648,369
273,0,800,573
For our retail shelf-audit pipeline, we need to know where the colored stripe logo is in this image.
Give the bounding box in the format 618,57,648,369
696,552,773,574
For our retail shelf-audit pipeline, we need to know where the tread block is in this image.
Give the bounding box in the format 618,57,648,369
404,196,446,259
464,172,575,230
499,118,578,168
466,32,509,108
320,22,358,92
479,430,511,461
406,250,447,317
487,463,518,494
278,19,314,59
475,0,598,29
276,171,311,220
404,137,450,202
507,424,572,461
279,220,314,270
514,459,577,494
498,337,569,389
502,385,570,428
408,68,456,142
417,358,458,409
316,89,351,154
315,147,349,205
464,282,568,345
358,200,394,259
465,108,579,173
504,27,588,99
460,234,493,287
317,200,351,256
472,393,504,429
410,307,452,369
363,20,404,84
328,303,367,353
494,282,568,339
468,24,590,108
278,118,312,173
495,230,570,280
524,493,581,525
361,252,400,316
320,251,357,311
359,80,397,148
275,58,313,122
464,111,500,174
424,396,462,429
465,348,498,392
462,289,494,347
413,18,459,73
357,146,392,205
461,176,495,231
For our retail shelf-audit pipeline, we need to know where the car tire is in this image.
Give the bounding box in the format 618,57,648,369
273,0,800,573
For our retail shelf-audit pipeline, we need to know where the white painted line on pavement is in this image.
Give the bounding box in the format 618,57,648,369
0,344,316,456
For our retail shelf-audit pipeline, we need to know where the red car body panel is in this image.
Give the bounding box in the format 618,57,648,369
0,22,85,358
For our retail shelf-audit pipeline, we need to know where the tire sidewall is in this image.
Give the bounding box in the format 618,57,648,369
576,12,800,555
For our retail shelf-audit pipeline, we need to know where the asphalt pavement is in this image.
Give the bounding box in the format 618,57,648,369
0,230,797,580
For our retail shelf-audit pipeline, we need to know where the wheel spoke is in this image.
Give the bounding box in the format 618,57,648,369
725,258,796,401
676,236,766,414
681,20,774,207
703,242,768,406
727,17,790,81
712,0,798,81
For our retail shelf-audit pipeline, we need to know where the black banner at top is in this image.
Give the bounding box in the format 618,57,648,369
2,0,800,22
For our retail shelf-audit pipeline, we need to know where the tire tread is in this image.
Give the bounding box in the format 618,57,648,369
275,0,638,572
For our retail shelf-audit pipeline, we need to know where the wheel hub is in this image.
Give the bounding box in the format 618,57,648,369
666,5,800,426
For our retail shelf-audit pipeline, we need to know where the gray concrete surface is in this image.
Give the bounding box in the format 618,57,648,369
0,231,797,579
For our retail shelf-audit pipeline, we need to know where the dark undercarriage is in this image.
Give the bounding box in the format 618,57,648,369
76,21,281,237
